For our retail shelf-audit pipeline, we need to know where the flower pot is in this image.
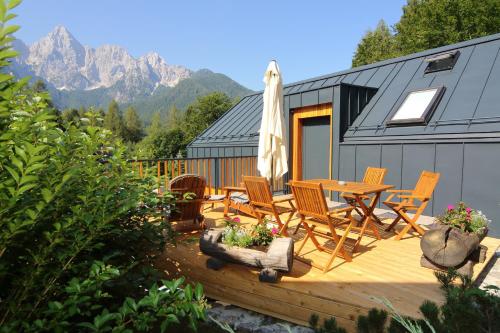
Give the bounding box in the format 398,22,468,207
199,228,294,273
420,224,488,267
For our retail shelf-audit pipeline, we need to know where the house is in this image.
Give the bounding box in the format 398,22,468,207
187,33,500,236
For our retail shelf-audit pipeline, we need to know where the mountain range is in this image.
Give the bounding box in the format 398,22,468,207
10,25,252,120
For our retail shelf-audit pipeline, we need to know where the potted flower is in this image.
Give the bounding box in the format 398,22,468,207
421,202,490,267
221,216,281,249
199,216,294,277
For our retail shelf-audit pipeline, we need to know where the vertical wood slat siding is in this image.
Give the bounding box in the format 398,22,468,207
129,156,278,195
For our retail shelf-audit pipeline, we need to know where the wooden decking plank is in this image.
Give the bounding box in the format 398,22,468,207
156,205,500,332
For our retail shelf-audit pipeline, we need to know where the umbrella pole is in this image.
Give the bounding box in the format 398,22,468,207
270,136,274,193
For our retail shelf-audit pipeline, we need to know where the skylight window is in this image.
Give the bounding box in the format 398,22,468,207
424,51,460,74
387,87,445,126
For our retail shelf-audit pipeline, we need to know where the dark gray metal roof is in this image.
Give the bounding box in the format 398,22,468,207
189,33,500,148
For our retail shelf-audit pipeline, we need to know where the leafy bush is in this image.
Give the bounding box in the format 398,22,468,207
0,1,207,331
436,202,490,234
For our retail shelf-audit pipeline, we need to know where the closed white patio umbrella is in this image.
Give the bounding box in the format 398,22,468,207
257,60,288,181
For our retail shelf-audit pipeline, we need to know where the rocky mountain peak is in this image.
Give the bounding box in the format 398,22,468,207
13,25,192,98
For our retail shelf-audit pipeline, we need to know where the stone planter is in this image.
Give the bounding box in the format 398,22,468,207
420,224,488,267
199,229,294,282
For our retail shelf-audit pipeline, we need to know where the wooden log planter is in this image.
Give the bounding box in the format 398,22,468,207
420,224,488,276
199,229,294,283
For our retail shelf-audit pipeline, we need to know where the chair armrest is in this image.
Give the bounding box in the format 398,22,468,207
223,186,246,192
328,206,354,216
398,194,429,201
386,189,413,193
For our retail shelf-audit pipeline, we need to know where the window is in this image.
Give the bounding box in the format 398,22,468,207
387,86,445,126
424,51,460,74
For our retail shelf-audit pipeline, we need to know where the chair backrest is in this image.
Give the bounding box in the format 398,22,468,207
290,181,329,221
169,174,206,198
363,167,387,185
168,174,206,221
413,170,440,199
243,176,273,207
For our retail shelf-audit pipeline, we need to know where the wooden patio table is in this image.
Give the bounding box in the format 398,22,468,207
306,179,394,251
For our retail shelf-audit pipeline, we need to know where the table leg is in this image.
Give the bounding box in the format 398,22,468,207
353,192,382,251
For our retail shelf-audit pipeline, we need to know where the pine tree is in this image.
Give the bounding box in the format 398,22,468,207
103,99,124,138
146,112,164,137
166,105,182,129
123,106,143,143
61,108,80,124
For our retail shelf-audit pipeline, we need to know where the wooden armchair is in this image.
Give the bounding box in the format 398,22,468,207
341,167,387,222
243,176,296,236
290,181,356,273
384,171,440,240
168,174,206,229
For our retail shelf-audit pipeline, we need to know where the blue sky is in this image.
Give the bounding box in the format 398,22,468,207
15,0,406,91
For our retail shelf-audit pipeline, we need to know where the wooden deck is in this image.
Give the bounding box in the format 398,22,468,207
155,205,500,332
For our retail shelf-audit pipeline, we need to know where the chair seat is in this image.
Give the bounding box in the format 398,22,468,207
255,204,294,215
230,192,249,204
205,194,226,201
326,200,350,211
272,194,294,202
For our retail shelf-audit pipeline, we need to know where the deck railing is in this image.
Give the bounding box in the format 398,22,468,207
129,156,285,194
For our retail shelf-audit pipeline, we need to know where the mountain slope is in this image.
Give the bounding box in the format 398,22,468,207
128,69,253,120
10,25,253,121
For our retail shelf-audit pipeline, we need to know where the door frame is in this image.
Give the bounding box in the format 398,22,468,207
292,103,333,180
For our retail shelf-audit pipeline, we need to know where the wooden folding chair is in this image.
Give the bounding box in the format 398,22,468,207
384,170,440,240
341,167,387,223
243,176,296,236
290,181,356,273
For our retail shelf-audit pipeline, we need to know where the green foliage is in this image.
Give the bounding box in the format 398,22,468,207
135,92,236,159
123,106,144,143
103,99,125,139
221,217,279,248
0,2,208,330
431,269,500,333
182,91,235,145
222,224,254,248
127,69,252,122
395,0,500,54
309,314,347,333
352,20,399,67
357,308,388,333
436,202,490,233
352,0,500,67
252,220,277,246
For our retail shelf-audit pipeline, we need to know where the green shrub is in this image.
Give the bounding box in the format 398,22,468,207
0,1,207,331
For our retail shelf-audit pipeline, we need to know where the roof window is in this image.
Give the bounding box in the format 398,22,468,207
424,51,460,74
387,86,445,126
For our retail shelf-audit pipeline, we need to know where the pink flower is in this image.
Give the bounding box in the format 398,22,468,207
233,217,241,223
271,227,278,235
447,204,455,211
466,207,472,214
